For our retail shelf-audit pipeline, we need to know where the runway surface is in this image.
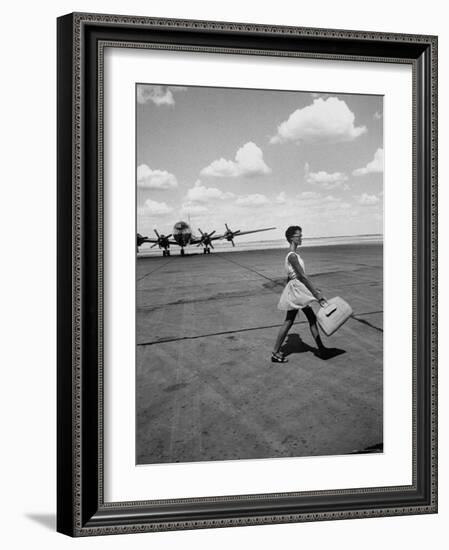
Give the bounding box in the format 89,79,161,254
136,243,383,464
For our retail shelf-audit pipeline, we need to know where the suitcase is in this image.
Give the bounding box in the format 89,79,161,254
316,296,352,336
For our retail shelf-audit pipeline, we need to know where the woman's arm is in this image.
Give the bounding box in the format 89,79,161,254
288,254,326,303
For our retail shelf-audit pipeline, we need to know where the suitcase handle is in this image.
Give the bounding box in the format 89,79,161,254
325,306,337,317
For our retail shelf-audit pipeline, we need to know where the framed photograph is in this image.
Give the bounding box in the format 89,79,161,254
57,12,437,536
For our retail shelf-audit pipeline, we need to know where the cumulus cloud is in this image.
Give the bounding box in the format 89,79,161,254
352,148,384,176
270,97,367,145
319,195,351,209
357,193,380,206
235,194,269,206
310,92,331,101
137,164,178,189
140,199,173,216
200,142,271,178
331,201,351,209
323,195,342,203
137,85,187,106
185,180,234,203
298,191,321,200
295,192,350,211
275,191,287,204
180,202,208,215
304,162,348,189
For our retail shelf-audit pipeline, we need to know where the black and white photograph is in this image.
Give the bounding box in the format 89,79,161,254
136,84,384,465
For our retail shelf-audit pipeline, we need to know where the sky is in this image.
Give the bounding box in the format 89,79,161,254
136,84,383,242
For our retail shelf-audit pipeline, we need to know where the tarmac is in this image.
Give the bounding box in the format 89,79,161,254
136,243,383,464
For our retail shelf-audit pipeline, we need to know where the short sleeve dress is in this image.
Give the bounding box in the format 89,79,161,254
277,251,317,311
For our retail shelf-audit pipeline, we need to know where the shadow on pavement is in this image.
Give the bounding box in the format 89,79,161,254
350,442,384,454
282,333,346,361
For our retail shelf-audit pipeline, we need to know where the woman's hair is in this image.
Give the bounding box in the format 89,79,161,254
285,225,302,243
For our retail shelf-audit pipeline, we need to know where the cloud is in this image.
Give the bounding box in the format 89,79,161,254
294,192,351,212
352,148,384,176
357,193,380,206
318,195,351,209
137,85,187,106
304,162,348,189
200,142,271,177
137,164,178,189
235,194,269,206
310,92,331,101
185,180,234,203
374,111,382,120
270,97,367,145
298,191,321,200
140,199,173,216
180,202,208,215
275,191,287,204
323,195,343,203
330,201,351,209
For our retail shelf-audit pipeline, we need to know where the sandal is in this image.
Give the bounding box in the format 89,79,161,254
271,352,288,363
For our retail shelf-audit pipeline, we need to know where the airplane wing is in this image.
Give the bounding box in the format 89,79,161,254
190,231,222,244
216,227,276,239
189,236,203,245
139,238,178,246
231,227,276,237
192,234,223,243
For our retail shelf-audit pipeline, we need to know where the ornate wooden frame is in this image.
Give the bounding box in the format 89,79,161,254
57,12,437,536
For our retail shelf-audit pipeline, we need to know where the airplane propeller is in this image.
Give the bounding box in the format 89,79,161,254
137,233,147,247
196,228,216,248
222,223,241,247
150,229,172,249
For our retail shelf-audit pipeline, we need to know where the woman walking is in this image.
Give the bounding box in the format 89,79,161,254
272,225,327,363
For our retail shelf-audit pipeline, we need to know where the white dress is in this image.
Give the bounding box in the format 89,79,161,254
277,251,317,311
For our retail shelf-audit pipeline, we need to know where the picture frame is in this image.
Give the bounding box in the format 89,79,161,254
57,12,437,536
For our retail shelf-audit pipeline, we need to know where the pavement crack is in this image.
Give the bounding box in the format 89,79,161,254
137,321,307,346
137,259,172,282
351,314,383,332
137,310,383,345
217,254,283,291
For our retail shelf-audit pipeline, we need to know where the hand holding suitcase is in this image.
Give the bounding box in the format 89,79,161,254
316,296,352,336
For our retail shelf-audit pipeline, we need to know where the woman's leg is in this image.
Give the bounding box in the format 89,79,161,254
302,306,326,350
273,309,298,354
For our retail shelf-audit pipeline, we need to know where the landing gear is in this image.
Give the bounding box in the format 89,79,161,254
203,247,211,254
180,248,185,256
162,249,171,257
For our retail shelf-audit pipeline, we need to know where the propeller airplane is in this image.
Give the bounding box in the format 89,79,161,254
137,221,275,256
